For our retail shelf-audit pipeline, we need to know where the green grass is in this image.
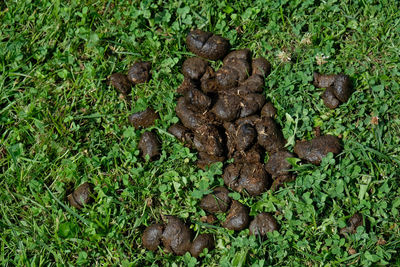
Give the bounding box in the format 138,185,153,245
1,0,400,266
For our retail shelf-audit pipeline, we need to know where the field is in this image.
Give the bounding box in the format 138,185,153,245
1,0,400,266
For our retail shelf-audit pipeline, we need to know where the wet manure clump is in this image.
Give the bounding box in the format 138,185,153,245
136,29,348,258
340,213,365,235
168,29,343,197
313,72,353,109
68,182,94,209
109,61,152,97
141,216,215,258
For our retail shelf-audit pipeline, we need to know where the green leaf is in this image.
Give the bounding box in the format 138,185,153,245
336,179,344,195
364,251,380,262
58,222,78,238
232,249,248,267
76,251,88,265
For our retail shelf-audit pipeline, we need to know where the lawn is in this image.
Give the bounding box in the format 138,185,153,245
1,0,400,266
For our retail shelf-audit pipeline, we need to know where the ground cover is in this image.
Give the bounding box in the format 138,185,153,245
1,0,400,266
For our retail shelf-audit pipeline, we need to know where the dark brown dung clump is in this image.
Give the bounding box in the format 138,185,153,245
294,135,342,165
249,212,279,236
313,72,353,109
167,123,194,146
265,151,295,179
261,102,277,118
200,186,231,213
109,73,132,95
67,182,93,209
138,131,160,160
223,200,250,230
168,33,345,244
128,108,159,128
182,57,208,80
141,216,215,257
340,213,364,235
170,32,293,195
142,224,164,251
186,29,230,60
321,86,340,109
190,234,215,258
161,216,192,256
223,162,270,196
128,61,152,85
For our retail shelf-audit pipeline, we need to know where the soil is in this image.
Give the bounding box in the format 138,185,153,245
67,182,93,209
128,108,159,128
